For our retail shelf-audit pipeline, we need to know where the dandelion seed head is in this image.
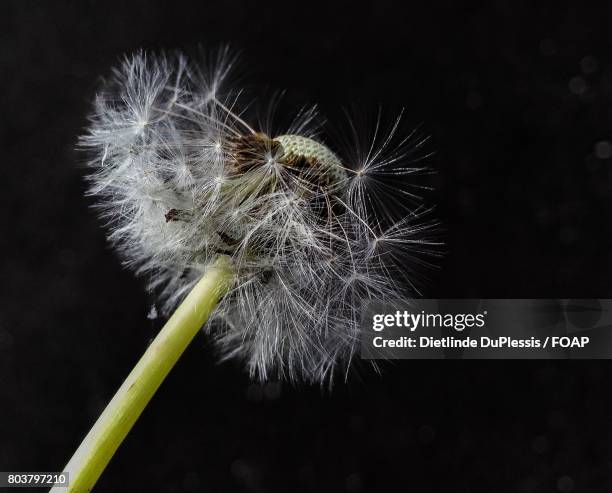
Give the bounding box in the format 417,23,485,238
81,48,439,385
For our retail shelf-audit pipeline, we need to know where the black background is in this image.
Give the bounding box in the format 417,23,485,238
2,1,612,492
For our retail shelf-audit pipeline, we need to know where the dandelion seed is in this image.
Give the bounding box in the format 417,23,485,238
147,304,158,320
81,48,440,385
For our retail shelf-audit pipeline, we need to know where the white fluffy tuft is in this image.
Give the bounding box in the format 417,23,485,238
81,49,439,385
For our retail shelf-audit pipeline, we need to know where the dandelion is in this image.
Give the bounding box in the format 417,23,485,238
55,48,439,492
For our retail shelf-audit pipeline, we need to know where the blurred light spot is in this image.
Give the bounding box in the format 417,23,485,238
539,38,556,56
231,459,258,487
594,141,612,159
345,473,362,492
566,299,602,329
557,476,575,492
569,76,587,95
417,424,436,444
580,55,598,74
531,435,548,454
231,459,249,478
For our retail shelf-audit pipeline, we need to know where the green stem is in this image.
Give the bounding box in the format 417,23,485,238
52,256,234,493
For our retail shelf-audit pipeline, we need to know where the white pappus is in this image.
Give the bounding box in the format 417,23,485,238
81,48,439,385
